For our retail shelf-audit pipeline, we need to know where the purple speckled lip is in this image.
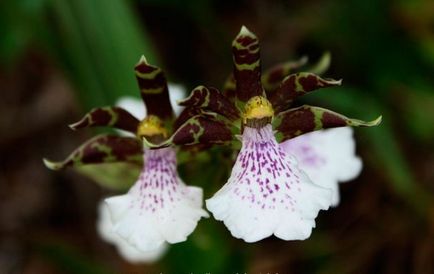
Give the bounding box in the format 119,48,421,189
228,125,309,212
129,147,186,213
206,124,333,242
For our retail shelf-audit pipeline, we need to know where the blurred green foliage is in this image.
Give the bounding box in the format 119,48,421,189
37,242,113,274
307,0,434,216
1,0,157,109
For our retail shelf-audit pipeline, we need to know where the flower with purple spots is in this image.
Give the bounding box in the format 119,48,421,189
106,147,207,251
44,25,382,247
148,26,381,242
44,57,208,254
207,125,332,241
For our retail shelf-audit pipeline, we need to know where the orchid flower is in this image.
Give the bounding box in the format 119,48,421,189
44,57,208,254
147,26,381,242
280,127,362,206
93,84,184,262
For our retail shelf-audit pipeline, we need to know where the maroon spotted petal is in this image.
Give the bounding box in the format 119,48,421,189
69,106,140,133
134,56,174,122
270,73,342,113
261,56,308,93
273,105,382,142
232,26,264,104
178,86,240,121
43,135,143,170
173,107,208,131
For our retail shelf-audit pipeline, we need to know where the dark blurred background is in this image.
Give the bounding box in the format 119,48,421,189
1,0,433,273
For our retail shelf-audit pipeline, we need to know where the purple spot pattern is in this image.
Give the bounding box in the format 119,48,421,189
227,125,308,212
128,147,188,214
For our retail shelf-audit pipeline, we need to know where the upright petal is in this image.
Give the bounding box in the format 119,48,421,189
232,26,265,105
115,84,185,136
116,84,185,121
206,125,332,242
281,127,362,206
105,148,208,252
97,201,168,263
134,56,174,122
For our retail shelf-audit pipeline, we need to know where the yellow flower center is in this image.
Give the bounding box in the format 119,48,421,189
243,96,274,124
136,115,168,138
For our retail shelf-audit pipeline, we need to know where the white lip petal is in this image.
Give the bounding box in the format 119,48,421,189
116,241,168,264
97,200,168,263
105,148,208,252
206,125,332,242
280,127,362,206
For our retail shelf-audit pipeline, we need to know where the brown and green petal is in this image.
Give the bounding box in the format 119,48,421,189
261,56,308,93
273,105,382,142
69,106,139,133
134,56,174,122
146,114,234,148
43,135,143,170
232,26,265,104
173,107,212,131
270,72,342,113
178,85,240,121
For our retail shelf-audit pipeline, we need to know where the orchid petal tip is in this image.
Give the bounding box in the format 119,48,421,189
68,122,79,130
43,158,61,170
138,55,148,65
372,115,382,126
238,25,255,37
